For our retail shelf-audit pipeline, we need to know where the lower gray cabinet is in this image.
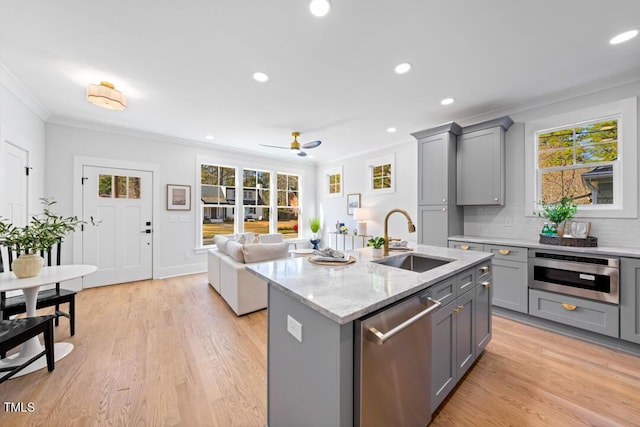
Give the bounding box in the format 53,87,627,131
490,256,528,313
620,258,640,344
431,285,476,412
475,278,492,354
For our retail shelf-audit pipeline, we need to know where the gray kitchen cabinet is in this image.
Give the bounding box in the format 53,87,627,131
621,258,640,344
475,277,492,354
431,271,478,413
412,122,463,247
457,116,513,206
529,289,619,338
485,244,528,313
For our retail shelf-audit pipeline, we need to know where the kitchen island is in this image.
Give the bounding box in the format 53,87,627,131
247,244,493,427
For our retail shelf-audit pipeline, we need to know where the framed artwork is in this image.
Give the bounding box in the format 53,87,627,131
347,193,361,215
167,184,191,210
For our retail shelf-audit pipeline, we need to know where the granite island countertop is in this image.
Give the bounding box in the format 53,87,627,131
246,244,492,325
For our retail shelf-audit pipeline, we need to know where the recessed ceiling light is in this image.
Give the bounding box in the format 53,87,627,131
205,135,215,140
441,98,455,106
394,62,412,74
386,127,397,133
253,72,269,82
309,0,331,17
610,29,639,45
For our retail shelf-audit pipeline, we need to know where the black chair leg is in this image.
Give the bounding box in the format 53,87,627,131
43,319,55,372
69,298,75,336
54,304,60,326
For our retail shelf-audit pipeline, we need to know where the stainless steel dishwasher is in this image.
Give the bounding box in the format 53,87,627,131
355,290,441,427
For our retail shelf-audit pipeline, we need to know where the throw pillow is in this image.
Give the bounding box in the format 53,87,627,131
226,240,245,263
242,242,290,263
214,235,230,254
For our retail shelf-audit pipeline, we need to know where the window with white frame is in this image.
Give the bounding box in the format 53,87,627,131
201,164,236,245
277,173,299,239
366,153,395,194
242,169,271,235
324,166,343,197
525,97,637,218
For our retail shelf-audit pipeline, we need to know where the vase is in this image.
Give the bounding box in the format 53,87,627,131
310,239,321,250
12,254,45,278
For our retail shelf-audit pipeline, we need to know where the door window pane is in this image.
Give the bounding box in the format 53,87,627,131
99,174,112,198
129,177,141,199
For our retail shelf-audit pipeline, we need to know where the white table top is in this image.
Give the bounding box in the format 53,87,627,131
0,264,97,292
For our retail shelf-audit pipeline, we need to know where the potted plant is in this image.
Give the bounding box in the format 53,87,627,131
0,198,84,278
367,236,385,257
536,197,578,236
309,217,321,250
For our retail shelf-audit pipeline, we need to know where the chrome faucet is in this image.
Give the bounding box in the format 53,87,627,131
383,209,416,256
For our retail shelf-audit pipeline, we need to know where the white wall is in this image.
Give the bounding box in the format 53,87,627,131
316,141,418,247
0,71,47,218
462,79,640,247
45,123,317,278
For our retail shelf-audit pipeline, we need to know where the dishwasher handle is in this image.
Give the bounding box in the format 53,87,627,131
368,297,442,345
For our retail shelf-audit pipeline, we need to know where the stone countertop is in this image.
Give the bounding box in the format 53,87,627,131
448,235,640,258
246,244,492,325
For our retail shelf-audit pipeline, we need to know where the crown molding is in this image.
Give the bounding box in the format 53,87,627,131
0,62,50,121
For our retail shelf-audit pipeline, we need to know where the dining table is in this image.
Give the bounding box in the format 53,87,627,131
0,264,96,379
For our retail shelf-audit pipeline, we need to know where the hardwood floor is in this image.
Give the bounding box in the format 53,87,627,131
1,273,640,426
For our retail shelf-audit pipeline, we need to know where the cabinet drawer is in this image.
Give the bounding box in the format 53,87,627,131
528,289,619,338
448,241,484,252
485,244,527,263
475,262,491,282
425,276,457,307
456,269,476,296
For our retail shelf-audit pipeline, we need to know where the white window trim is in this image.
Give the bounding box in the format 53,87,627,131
324,165,343,198
366,153,395,194
524,97,637,218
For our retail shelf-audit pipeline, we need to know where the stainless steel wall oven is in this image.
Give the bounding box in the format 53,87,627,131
528,250,619,304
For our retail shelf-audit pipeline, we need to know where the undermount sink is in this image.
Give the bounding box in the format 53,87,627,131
372,254,454,273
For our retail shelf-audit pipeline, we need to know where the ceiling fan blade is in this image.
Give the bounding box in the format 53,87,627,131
259,144,289,149
302,140,321,149
297,151,308,157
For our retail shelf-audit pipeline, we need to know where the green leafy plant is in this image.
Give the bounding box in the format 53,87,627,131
309,217,321,233
0,197,88,255
536,197,578,225
367,236,385,249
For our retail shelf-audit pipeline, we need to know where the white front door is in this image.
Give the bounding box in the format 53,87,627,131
3,142,29,226
82,166,153,288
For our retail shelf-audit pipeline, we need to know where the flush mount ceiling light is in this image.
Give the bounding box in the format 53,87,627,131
610,29,639,45
309,0,331,17
394,62,412,74
386,127,397,133
87,81,127,111
253,72,269,82
441,97,455,106
205,135,215,140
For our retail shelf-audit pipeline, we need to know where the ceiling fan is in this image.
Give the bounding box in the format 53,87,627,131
260,132,322,157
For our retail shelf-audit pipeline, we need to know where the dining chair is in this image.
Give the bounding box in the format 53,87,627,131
0,314,55,383
0,241,77,336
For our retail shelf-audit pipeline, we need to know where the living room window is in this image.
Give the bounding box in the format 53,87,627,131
524,97,637,218
324,166,343,198
242,169,271,235
277,173,299,239
366,153,395,194
201,164,236,246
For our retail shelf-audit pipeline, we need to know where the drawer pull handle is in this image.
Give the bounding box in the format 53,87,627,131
457,305,464,311
482,281,490,289
461,245,470,250
480,266,490,274
562,303,577,311
494,197,499,201
498,249,510,255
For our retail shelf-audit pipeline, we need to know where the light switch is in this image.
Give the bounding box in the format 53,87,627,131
287,315,302,342
169,216,177,223
179,215,190,222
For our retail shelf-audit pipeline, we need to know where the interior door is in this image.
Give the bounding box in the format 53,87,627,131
82,166,153,288
3,142,29,226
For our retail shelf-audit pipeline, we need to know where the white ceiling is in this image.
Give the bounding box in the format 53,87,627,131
1,0,640,163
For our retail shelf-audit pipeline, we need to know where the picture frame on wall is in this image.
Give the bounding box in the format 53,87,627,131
167,184,191,210
347,193,361,215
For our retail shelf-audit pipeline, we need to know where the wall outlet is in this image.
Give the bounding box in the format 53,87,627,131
287,315,302,342
504,217,513,227
169,216,177,223
184,251,192,260
179,214,190,222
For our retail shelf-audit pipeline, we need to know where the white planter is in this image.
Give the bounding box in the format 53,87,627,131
371,248,383,258
12,254,44,278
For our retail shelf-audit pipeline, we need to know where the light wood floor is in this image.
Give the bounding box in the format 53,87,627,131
1,273,640,426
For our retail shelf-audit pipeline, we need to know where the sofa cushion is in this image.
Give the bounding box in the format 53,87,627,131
236,232,257,244
242,242,290,263
226,240,246,263
214,235,230,254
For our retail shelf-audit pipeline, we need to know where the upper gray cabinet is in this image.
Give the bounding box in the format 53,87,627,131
456,116,513,206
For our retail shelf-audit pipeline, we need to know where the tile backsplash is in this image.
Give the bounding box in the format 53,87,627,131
463,205,640,249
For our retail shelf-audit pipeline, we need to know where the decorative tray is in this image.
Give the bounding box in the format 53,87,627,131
539,234,598,247
308,256,356,266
